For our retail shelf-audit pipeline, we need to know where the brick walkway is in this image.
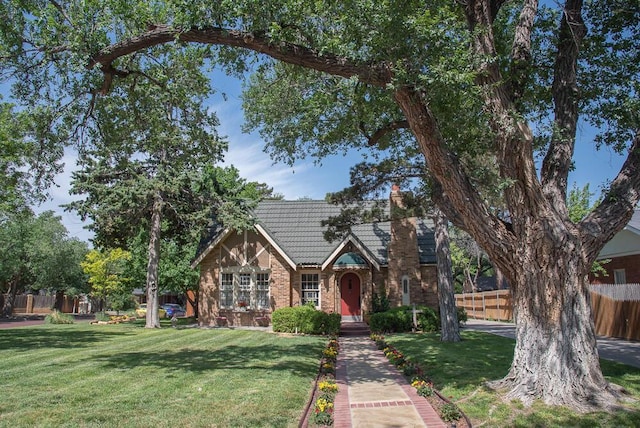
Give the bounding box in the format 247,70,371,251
333,333,447,428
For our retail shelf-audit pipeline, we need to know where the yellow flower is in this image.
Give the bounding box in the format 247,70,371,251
319,380,338,392
316,398,334,413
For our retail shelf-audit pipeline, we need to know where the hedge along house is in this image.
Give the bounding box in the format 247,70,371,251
191,186,439,327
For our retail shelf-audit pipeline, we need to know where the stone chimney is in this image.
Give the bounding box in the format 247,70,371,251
387,185,421,306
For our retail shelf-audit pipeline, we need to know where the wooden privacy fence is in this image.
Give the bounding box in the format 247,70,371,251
455,289,513,322
1,294,78,315
455,284,640,341
590,284,640,341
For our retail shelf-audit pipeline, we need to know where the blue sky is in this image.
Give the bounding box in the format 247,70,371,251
30,69,627,243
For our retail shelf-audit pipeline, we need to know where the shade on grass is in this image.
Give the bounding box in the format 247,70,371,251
385,331,640,428
0,323,326,427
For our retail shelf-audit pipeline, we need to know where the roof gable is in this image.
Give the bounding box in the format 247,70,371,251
193,199,437,267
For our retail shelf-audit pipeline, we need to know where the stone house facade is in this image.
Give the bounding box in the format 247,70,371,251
191,187,439,326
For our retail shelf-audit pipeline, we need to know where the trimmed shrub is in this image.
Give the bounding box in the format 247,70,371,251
44,310,75,324
417,306,439,332
369,307,413,333
456,306,468,326
272,305,340,335
369,305,441,333
94,311,110,322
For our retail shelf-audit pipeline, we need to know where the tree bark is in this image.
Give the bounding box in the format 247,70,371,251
434,209,460,342
488,218,622,411
145,193,163,328
1,276,20,317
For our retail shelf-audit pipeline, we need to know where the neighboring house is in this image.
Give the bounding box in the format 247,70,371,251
591,209,640,284
191,186,439,327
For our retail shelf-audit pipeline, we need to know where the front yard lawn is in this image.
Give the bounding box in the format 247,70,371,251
385,330,640,427
0,323,325,427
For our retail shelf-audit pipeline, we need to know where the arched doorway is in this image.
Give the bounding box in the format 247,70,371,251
340,272,361,319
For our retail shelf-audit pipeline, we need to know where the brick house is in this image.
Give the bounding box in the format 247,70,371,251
591,209,640,284
191,187,439,327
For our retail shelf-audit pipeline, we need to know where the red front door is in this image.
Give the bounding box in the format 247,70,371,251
340,273,361,316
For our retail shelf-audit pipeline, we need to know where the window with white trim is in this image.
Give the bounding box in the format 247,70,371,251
301,273,320,307
221,273,234,308
401,275,410,305
256,273,270,308
219,270,270,309
614,269,626,285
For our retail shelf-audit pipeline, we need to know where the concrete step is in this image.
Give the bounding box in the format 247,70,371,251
340,322,370,337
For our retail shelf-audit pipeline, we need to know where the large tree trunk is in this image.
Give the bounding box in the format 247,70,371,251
433,209,460,342
145,194,163,328
488,219,623,411
394,85,628,410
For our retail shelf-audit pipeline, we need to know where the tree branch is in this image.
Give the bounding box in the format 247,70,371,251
47,0,73,27
510,0,538,102
580,130,640,260
393,85,517,266
540,0,586,212
358,120,409,146
89,24,393,89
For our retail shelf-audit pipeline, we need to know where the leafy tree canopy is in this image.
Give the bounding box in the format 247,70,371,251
2,0,639,411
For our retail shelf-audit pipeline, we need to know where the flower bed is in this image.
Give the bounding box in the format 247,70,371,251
370,333,471,427
305,337,339,427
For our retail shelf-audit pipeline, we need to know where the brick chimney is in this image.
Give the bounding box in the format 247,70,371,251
387,185,421,306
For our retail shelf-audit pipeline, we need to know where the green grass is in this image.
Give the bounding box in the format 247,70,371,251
0,323,326,427
385,331,640,427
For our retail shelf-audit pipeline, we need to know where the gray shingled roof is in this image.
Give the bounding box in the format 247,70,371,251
253,200,435,266
194,199,436,266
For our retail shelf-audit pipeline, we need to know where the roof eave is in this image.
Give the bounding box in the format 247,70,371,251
190,228,233,269
321,234,381,271
254,223,297,270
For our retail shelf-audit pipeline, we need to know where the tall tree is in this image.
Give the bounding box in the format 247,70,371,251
433,208,460,342
0,210,87,316
0,102,63,213
67,52,261,327
81,248,132,312
2,0,639,411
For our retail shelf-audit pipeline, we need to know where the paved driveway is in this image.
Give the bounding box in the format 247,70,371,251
464,319,640,369
0,317,45,329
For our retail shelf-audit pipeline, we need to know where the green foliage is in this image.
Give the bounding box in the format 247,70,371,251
371,289,390,313
566,183,611,277
0,102,64,213
271,305,340,335
440,402,462,422
369,305,462,333
106,291,137,313
456,307,468,326
81,249,132,302
0,210,89,297
94,311,110,322
449,228,494,292
369,307,413,333
567,183,598,223
44,310,75,324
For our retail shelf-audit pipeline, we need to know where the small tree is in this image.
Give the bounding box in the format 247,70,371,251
81,249,132,313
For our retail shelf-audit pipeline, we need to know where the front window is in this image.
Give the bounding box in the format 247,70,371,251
402,275,410,305
238,273,251,307
256,273,270,308
219,271,270,309
221,273,234,308
301,273,320,307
